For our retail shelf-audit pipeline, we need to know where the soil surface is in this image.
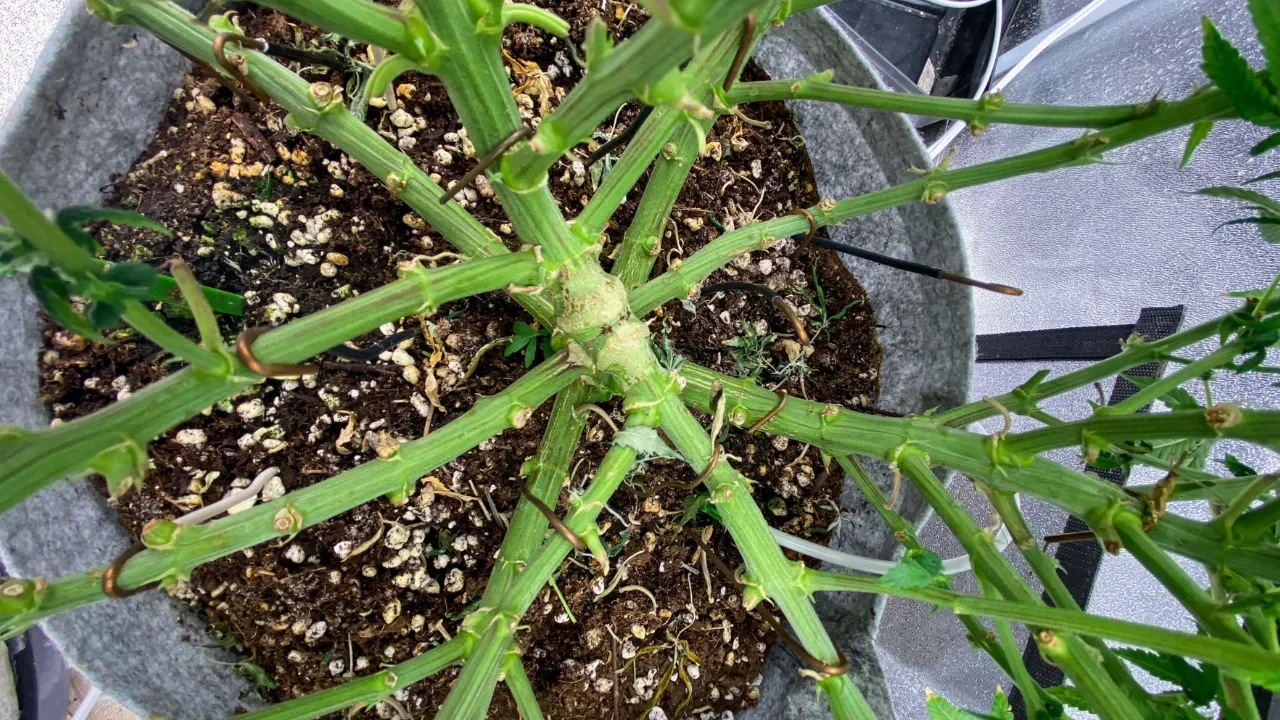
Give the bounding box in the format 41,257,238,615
37,2,882,718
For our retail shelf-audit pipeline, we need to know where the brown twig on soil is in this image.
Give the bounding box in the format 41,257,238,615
517,480,588,552
747,390,789,434
723,13,757,93
162,38,262,112
101,542,161,599
684,530,850,678
788,207,817,247
585,105,655,168
640,443,720,497
213,33,270,104
703,282,810,345
440,125,535,204
235,327,319,378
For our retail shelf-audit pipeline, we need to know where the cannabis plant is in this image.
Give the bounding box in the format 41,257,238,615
2,0,1280,718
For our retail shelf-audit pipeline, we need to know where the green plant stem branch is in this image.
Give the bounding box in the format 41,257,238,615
498,0,772,189
629,86,1235,316
416,0,584,272
676,362,1280,580
502,653,545,720
168,260,226,353
244,0,424,60
986,490,1150,707
232,638,468,720
936,297,1280,428
1,355,581,633
1115,512,1257,648
436,399,654,720
1217,475,1279,540
114,0,555,327
0,169,99,276
119,301,227,374
1207,535,1264,720
578,2,779,242
835,455,922,551
0,252,540,514
978,577,1049,720
1234,495,1280,544
1004,408,1280,456
652,367,875,720
728,78,1147,129
479,383,591,607
800,570,1280,675
1103,344,1241,415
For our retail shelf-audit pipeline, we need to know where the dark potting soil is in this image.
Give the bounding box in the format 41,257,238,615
36,2,882,718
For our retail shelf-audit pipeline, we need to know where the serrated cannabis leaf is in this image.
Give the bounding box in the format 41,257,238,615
1222,453,1259,477
1114,648,1218,706
1201,17,1280,128
1251,131,1280,156
990,687,1013,720
1249,0,1280,88
1044,686,1093,713
614,426,683,461
926,693,983,720
505,321,549,368
878,556,933,590
1181,120,1214,168
28,266,105,342
235,661,277,690
55,206,173,237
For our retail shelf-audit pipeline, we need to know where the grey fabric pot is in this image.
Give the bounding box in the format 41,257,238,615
0,5,971,718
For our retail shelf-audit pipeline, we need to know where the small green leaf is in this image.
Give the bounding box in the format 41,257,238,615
1202,17,1280,128
55,206,173,237
614,426,683,461
1196,186,1280,215
29,267,105,342
87,438,149,497
1249,0,1280,88
1161,386,1201,411
1044,686,1093,713
235,661,277,690
990,688,1014,720
1222,453,1259,477
1181,120,1214,168
85,300,124,330
1251,131,1280,156
915,548,943,576
523,338,536,368
1246,169,1280,184
877,556,933,590
583,18,614,69
102,261,159,295
926,692,982,720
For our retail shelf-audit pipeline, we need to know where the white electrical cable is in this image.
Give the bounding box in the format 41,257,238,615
70,687,103,720
175,466,279,526
928,0,1004,159
770,494,1016,577
928,0,1112,159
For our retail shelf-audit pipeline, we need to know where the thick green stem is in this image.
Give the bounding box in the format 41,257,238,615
728,78,1146,129
801,571,1280,675
629,87,1234,315
987,491,1150,708
1,355,581,632
978,577,1048,720
1114,513,1255,645
610,122,702,289
480,384,591,607
0,169,98,276
0,253,540,514
1103,344,1240,416
438,398,653,720
654,367,875,720
416,0,584,272
1208,551,1264,720
578,2,780,242
119,301,226,374
1004,408,1280,456
1037,631,1144,720
502,653,545,720
232,638,469,720
677,362,1280,581
114,0,555,327
499,0,772,189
